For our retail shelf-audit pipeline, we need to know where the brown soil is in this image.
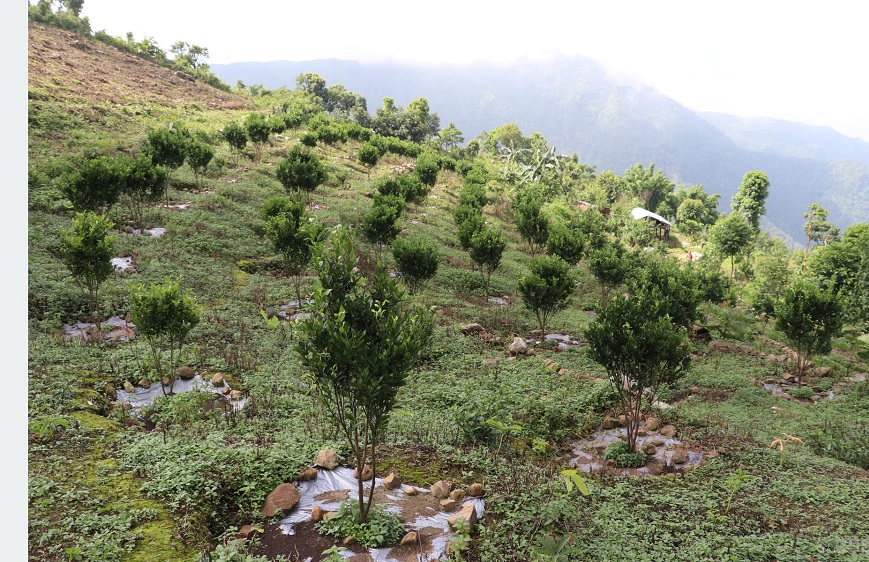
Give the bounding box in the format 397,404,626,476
28,22,249,109
255,481,460,562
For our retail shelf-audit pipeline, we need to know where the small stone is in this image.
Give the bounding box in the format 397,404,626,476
123,381,135,393
310,505,326,522
211,373,224,387
651,439,665,447
450,489,466,502
782,372,794,382
230,389,244,400
400,531,418,546
220,386,230,394
813,367,832,377
238,524,254,538
617,414,627,426
124,225,134,234
178,365,195,380
353,464,373,481
430,480,451,498
642,444,657,455
383,472,401,490
342,536,356,546
161,376,171,387
460,323,486,334
138,378,150,389
660,425,677,438
402,486,418,496
315,449,339,470
671,450,689,464
645,417,660,431
440,498,458,511
105,384,117,400
602,417,620,429
508,337,528,355
448,503,478,532
298,468,318,482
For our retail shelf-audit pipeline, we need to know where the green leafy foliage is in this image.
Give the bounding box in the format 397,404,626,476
586,291,691,452
296,226,433,522
512,186,550,256
469,227,507,299
603,440,647,467
61,155,127,214
60,211,115,323
275,145,328,198
518,255,576,333
315,500,405,548
731,170,770,230
391,235,440,294
129,277,200,392
774,279,844,386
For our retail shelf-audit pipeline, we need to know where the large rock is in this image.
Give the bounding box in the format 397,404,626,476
211,373,225,387
402,486,419,496
178,365,195,380
400,531,418,546
642,443,657,455
601,417,620,429
105,384,117,400
508,337,528,355
238,524,255,538
383,472,401,490
646,457,665,476
645,416,661,431
123,381,135,393
354,464,373,481
440,498,458,511
466,483,484,497
671,450,689,464
448,503,478,532
297,468,318,482
430,480,451,498
311,505,326,522
660,425,677,438
460,323,486,335
315,449,339,470
813,367,833,377
138,378,151,389
261,483,301,517
450,489,466,502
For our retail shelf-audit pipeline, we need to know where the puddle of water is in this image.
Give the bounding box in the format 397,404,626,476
115,374,245,413
111,256,134,271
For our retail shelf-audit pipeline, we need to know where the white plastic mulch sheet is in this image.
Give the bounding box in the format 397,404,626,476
115,375,246,413
278,467,484,562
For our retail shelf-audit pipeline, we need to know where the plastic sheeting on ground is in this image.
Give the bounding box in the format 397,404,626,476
278,467,484,562
115,375,246,413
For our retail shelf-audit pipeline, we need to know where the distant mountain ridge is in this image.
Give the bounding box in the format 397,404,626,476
211,58,868,245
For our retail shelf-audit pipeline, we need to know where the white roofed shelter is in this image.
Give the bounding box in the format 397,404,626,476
631,207,672,240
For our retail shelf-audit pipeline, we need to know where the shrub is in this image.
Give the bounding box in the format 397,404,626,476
603,440,647,468
315,500,405,548
392,235,440,294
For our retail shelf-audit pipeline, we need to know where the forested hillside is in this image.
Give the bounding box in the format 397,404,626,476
212,57,869,245
27,10,869,562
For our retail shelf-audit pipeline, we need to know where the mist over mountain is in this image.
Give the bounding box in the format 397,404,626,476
211,57,868,246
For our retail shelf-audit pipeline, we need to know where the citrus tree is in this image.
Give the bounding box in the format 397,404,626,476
296,226,433,523
60,211,116,327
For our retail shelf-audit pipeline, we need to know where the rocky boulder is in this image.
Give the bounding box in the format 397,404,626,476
123,381,135,393
315,449,339,470
466,483,484,497
383,472,401,490
448,503,478,532
671,450,689,464
460,323,486,335
353,464,373,481
450,489,466,502
430,480,451,498
400,531,418,546
508,337,528,355
660,425,677,438
602,416,620,429
645,416,661,431
178,366,195,380
211,373,224,387
261,483,300,517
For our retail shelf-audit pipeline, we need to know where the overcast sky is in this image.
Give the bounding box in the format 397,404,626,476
41,1,869,141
